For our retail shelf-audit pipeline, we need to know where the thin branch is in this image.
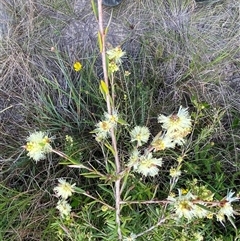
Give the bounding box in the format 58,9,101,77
120,200,170,205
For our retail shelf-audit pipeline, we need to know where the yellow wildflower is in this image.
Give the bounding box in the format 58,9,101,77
73,61,82,72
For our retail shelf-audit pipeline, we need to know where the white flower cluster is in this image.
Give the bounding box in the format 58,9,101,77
168,189,239,225
25,131,52,162
128,106,192,177
168,190,210,220
128,151,163,177
93,111,119,142
130,126,150,147
215,190,239,226
154,106,192,150
53,179,76,218
106,46,125,74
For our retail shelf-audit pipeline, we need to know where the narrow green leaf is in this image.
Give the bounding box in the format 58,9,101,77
74,186,85,194
81,172,102,178
68,164,88,169
105,27,109,35
100,80,109,95
99,80,107,100
107,159,116,171
98,31,103,52
117,118,129,126
91,0,98,20
104,142,115,156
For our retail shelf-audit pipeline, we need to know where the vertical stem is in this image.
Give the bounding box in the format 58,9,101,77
97,1,122,239
97,0,111,114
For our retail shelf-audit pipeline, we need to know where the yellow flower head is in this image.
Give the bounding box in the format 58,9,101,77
219,202,234,218
136,153,163,177
95,131,108,142
54,179,76,200
151,134,175,151
215,211,225,224
181,188,189,195
127,149,140,170
169,167,181,178
168,190,197,220
108,61,119,73
25,131,52,162
158,106,192,135
56,199,72,218
130,126,150,147
96,120,113,133
104,111,119,126
176,199,195,219
177,156,183,163
73,61,82,72
107,46,125,64
194,202,210,218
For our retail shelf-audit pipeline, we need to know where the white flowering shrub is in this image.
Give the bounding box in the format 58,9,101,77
22,1,240,240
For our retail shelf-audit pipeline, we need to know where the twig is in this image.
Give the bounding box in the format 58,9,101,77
120,200,170,205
